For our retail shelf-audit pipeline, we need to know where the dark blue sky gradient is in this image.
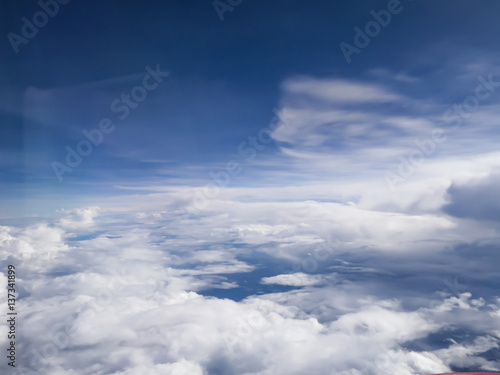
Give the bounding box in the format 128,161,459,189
2,0,500,215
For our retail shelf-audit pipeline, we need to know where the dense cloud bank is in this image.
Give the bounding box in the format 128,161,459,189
1,197,499,374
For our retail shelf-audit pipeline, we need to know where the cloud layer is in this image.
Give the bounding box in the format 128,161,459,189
3,55,500,374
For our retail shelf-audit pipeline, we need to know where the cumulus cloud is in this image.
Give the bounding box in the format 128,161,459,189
1,203,499,375
56,206,101,230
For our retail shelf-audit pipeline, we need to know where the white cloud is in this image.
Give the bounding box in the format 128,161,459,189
282,77,402,104
2,205,498,374
261,273,326,286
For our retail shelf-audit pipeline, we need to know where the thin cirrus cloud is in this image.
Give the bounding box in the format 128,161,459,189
272,76,500,164
281,76,403,104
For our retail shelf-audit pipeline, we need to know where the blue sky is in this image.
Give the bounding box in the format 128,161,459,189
2,1,500,374
2,0,500,216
